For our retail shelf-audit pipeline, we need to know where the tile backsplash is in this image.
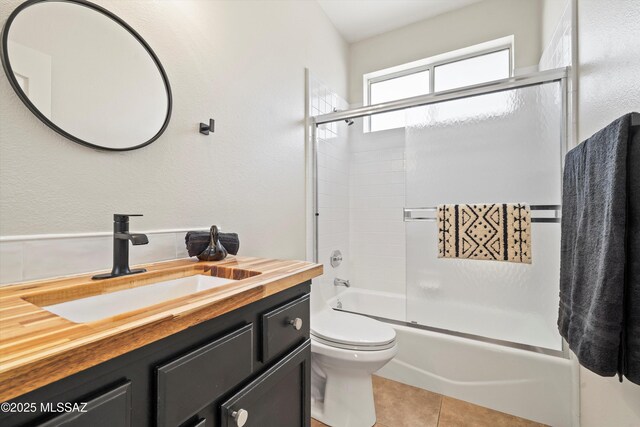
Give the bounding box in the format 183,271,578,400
0,230,198,285
348,126,406,295
311,73,407,298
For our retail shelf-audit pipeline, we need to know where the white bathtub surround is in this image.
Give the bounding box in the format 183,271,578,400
329,289,578,426
378,325,575,427
309,73,351,304
348,125,406,295
330,287,561,352
0,229,196,284
331,288,406,322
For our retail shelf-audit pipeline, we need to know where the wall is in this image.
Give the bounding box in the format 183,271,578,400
575,0,640,425
0,0,348,283
538,0,571,70
348,0,542,105
311,74,350,307
348,126,405,297
541,0,569,52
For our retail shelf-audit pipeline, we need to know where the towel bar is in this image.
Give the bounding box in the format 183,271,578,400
403,205,561,223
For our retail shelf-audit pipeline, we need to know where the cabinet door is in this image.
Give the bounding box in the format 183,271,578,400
261,294,309,363
37,381,131,427
220,340,310,427
156,324,253,427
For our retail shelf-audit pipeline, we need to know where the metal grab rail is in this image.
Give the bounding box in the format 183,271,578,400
403,205,561,223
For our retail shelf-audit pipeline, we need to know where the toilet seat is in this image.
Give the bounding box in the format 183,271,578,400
311,310,396,351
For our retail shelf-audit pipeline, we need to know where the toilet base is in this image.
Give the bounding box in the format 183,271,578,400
311,371,376,427
310,339,397,427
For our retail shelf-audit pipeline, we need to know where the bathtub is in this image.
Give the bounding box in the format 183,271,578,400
329,288,579,427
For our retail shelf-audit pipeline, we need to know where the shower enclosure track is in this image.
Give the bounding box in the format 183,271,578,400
312,67,568,125
335,307,565,357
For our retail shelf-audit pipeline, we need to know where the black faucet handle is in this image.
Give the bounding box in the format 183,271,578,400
114,214,143,222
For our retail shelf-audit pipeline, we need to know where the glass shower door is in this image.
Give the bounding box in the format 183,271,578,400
404,82,564,351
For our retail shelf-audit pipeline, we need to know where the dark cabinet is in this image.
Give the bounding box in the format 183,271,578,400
261,294,309,363
37,381,131,427
0,282,311,427
156,324,254,427
221,341,311,427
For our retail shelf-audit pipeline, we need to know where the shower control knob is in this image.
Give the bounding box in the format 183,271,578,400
289,318,303,330
231,409,248,427
330,250,343,268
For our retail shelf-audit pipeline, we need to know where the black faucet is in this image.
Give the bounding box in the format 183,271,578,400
92,214,149,280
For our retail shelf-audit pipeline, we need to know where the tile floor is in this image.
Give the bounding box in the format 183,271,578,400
311,375,546,427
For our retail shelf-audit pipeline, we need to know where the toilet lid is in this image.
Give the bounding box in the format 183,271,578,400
311,310,396,349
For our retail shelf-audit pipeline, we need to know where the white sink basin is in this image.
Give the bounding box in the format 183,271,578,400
42,274,236,323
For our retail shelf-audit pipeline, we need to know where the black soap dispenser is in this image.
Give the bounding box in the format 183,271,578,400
197,225,228,261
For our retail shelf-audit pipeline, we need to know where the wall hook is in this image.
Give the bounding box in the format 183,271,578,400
199,119,215,135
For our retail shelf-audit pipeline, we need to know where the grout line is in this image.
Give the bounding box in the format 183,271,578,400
436,394,444,426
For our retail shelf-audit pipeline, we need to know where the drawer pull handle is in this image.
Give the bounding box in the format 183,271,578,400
231,409,249,427
289,317,303,330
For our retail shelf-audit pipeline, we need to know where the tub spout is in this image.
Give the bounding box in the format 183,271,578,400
334,278,350,288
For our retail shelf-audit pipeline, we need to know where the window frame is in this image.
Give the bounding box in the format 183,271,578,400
363,36,514,132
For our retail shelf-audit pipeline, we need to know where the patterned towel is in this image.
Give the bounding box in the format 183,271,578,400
437,203,531,264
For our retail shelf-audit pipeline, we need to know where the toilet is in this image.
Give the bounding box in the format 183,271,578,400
310,293,398,427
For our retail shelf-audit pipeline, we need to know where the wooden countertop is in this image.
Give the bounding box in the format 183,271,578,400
0,256,322,402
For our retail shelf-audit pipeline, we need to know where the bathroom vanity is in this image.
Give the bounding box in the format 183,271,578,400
0,257,322,427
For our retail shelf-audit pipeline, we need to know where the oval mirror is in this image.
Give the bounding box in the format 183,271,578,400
1,0,172,151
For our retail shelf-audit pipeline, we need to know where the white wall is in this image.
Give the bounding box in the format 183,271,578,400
0,0,348,283
348,0,542,105
538,0,571,70
541,0,569,52
348,126,405,296
575,0,640,425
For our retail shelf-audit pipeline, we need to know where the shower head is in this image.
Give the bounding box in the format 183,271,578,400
333,108,354,126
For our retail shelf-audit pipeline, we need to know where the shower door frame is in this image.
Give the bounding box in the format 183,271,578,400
309,67,570,357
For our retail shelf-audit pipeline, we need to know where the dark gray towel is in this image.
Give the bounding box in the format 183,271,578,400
625,122,640,384
558,113,639,384
185,231,239,257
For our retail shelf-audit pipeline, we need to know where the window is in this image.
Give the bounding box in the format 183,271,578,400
369,70,430,132
364,37,513,132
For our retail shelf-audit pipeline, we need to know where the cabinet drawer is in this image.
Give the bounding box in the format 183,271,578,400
221,340,311,427
37,381,131,427
260,294,309,363
156,324,253,427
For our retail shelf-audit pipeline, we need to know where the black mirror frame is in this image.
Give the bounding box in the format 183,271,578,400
1,0,173,152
